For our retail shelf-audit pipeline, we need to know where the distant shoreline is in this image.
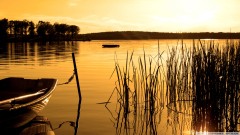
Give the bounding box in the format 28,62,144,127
82,31,240,40
1,31,240,42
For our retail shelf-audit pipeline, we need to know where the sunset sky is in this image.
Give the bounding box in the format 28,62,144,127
1,0,240,34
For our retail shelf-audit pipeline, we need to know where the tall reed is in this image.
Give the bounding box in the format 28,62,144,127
166,39,240,132
107,48,165,135
108,39,240,134
165,40,194,135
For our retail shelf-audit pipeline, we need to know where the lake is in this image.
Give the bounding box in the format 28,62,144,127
0,39,236,135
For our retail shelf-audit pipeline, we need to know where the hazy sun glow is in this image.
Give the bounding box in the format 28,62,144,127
0,0,240,33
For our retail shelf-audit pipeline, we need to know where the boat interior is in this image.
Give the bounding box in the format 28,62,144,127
0,77,56,109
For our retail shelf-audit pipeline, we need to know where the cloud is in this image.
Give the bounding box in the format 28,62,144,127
78,16,143,33
143,11,230,32
20,12,239,34
68,3,77,7
20,14,143,33
144,11,221,32
22,14,75,23
148,10,218,25
82,15,97,20
147,15,175,22
68,0,81,7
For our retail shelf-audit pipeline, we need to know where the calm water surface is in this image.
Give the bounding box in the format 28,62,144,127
0,39,232,135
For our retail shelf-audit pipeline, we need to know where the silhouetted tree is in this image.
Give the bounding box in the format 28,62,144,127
0,18,9,39
1,18,82,41
69,25,80,40
36,21,53,39
67,26,71,40
17,21,24,37
12,20,21,38
22,19,29,36
47,23,55,40
59,24,69,40
28,21,35,37
8,20,14,37
59,24,68,35
54,23,61,40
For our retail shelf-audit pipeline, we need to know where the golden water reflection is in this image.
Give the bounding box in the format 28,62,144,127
0,40,239,134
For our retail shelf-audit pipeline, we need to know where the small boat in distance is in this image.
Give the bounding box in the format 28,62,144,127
0,77,57,130
102,45,120,48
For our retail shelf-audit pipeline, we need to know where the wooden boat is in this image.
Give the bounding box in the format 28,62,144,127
0,77,57,129
102,45,120,48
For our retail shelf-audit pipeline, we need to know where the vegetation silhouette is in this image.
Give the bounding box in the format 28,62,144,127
166,39,240,133
106,48,166,134
107,39,240,134
0,18,91,42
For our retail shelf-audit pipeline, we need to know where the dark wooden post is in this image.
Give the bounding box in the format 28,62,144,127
72,53,82,135
72,53,82,99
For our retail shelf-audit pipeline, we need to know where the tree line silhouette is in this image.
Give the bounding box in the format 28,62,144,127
0,18,80,41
